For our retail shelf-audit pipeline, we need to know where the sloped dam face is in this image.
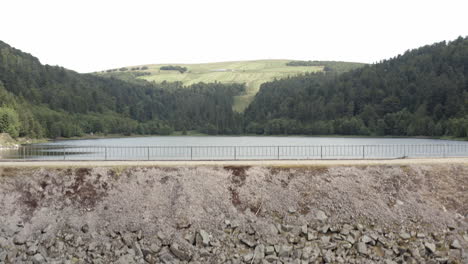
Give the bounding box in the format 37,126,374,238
0,165,466,263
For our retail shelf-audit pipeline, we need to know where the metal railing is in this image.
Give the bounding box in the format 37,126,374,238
1,144,468,161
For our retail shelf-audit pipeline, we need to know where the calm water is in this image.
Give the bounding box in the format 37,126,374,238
45,136,467,146
2,136,468,160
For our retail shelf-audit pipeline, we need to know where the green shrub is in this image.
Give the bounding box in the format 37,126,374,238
0,107,20,137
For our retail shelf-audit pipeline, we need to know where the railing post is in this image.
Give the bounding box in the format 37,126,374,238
234,146,236,160
443,144,447,158
277,146,280,160
105,147,107,161
190,147,193,161
63,146,66,160
362,145,365,159
147,146,150,161
320,146,323,159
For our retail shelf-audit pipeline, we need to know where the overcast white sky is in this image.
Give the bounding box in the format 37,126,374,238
2,0,467,73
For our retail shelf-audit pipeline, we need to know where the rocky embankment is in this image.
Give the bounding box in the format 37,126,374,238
0,165,467,263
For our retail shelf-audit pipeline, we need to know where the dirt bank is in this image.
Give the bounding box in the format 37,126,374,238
0,164,467,263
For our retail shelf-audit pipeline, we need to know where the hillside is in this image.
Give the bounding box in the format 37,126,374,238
245,36,468,137
0,40,245,138
1,37,468,139
97,60,365,112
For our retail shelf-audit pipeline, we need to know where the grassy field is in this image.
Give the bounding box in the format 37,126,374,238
98,60,364,112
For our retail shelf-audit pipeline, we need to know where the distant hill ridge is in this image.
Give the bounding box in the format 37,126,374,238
244,36,468,137
96,60,366,112
1,37,467,139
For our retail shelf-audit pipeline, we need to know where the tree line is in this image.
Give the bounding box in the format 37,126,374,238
160,65,187,73
1,37,468,139
245,37,468,137
0,40,243,138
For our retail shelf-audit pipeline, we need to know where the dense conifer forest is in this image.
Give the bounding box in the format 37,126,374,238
245,37,468,137
0,37,467,139
0,40,243,138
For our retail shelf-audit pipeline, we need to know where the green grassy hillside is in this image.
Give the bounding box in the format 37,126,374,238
98,60,365,112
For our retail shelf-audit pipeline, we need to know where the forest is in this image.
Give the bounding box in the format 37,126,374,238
245,37,468,137
0,40,243,138
0,37,467,139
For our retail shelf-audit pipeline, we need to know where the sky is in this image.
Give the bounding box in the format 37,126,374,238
2,0,468,73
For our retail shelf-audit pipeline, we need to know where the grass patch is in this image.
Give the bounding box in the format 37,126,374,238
98,60,364,112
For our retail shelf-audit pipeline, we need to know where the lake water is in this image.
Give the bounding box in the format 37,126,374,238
45,136,467,147
2,136,468,160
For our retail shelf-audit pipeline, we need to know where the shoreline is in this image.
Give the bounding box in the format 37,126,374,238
1,157,468,168
47,133,468,143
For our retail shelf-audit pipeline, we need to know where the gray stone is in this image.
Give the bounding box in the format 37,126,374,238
0,252,6,262
117,254,136,264
316,210,328,221
81,224,89,233
267,223,279,235
302,247,312,260
274,244,281,253
254,244,265,261
133,241,143,256
321,225,330,234
170,242,192,261
425,242,436,254
463,234,468,242
176,218,191,229
209,240,221,247
361,235,373,244
264,255,278,263
307,231,317,241
450,239,461,249
158,247,176,264
27,244,38,255
150,243,160,253
323,250,334,263
301,225,307,235
243,252,254,262
278,245,293,258
416,232,426,238
88,241,98,251
64,233,74,241
321,236,330,244
342,242,352,249
292,248,302,259
357,242,367,255
240,235,256,248
32,253,45,264
265,246,275,255
0,237,9,248
122,233,134,247
346,235,355,244
410,247,420,258
196,230,210,246
340,224,352,235
282,224,293,232
13,234,27,245
399,232,411,240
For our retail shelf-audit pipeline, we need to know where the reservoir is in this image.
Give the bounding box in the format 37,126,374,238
43,136,467,147
0,136,463,160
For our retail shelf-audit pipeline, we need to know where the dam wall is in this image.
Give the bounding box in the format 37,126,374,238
0,164,466,263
